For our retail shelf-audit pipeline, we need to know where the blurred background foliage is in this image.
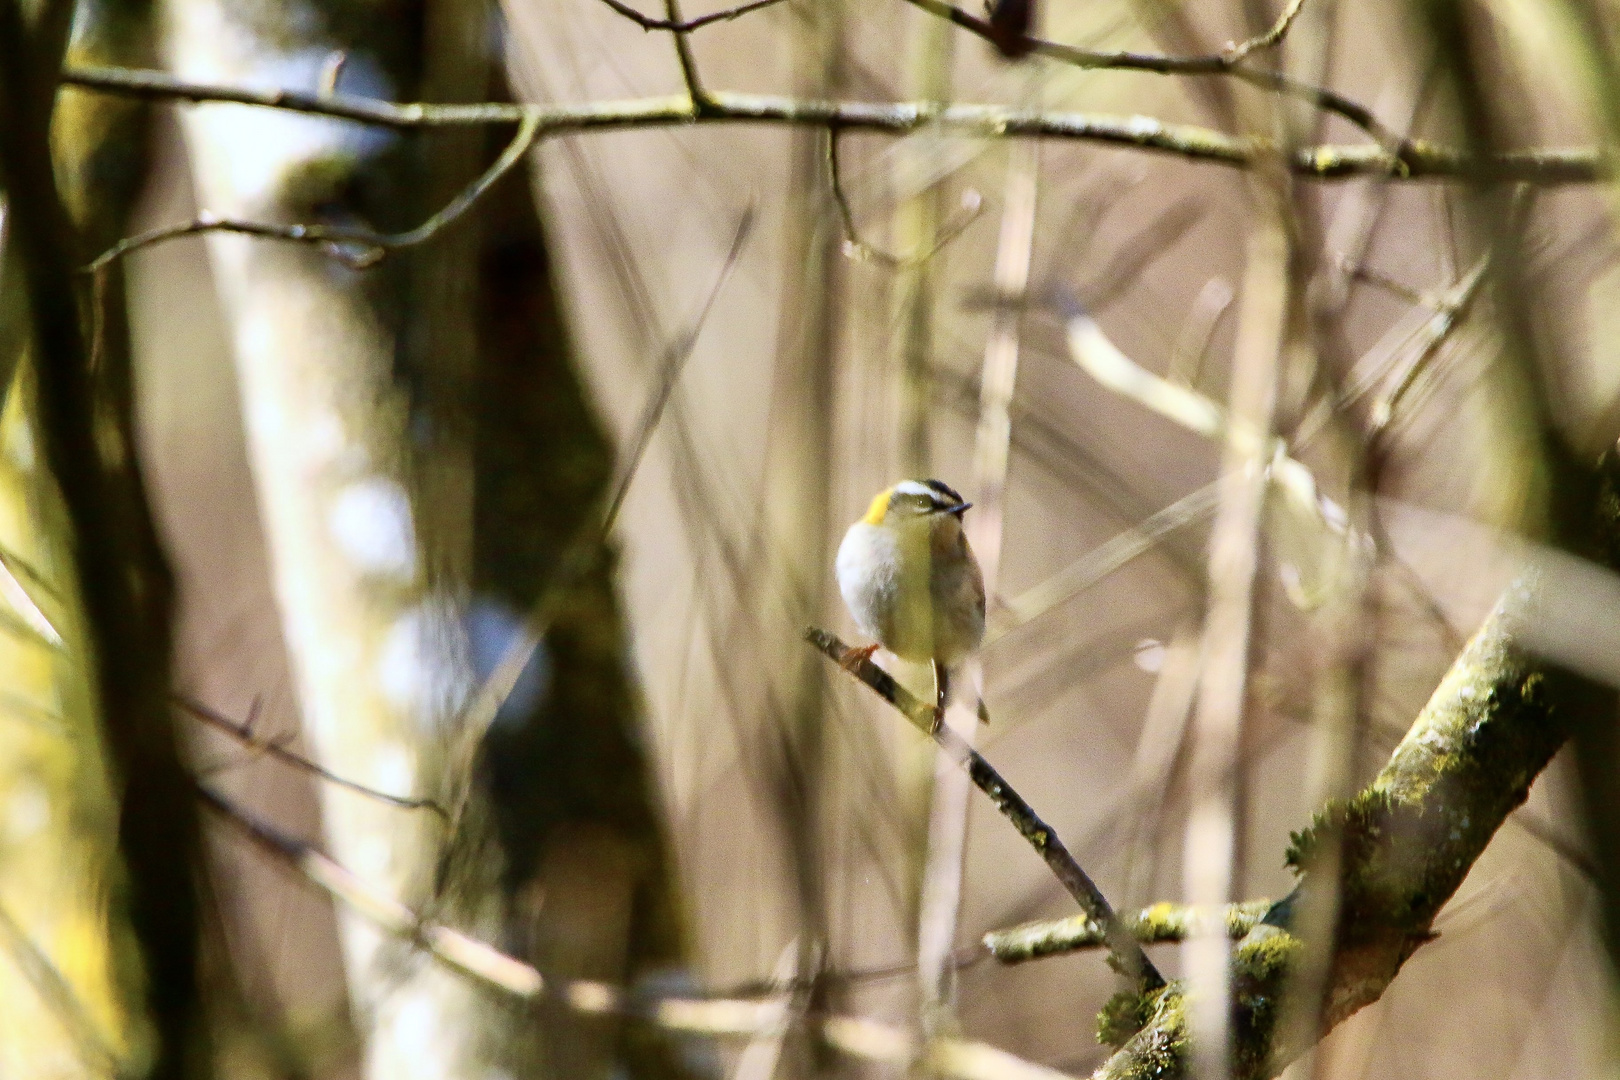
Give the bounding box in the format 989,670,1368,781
1,0,1620,1077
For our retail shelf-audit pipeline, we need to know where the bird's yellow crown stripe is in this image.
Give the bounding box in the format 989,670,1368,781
862,488,892,526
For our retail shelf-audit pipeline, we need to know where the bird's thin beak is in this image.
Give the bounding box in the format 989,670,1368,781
946,502,972,516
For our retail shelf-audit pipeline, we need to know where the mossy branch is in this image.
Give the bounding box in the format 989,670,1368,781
805,627,1165,993
985,900,1274,963
1091,572,1604,1079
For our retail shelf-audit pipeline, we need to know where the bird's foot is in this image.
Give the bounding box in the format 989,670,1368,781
840,642,880,673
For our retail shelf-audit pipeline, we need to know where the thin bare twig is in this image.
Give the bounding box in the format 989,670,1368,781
59,65,1610,182
805,627,1166,992
594,0,789,32
86,110,543,271
826,128,983,268
176,696,448,819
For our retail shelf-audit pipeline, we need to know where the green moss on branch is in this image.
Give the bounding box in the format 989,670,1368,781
985,899,1274,962
1089,451,1620,1080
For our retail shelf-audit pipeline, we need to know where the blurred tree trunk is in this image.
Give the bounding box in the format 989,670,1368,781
157,1,494,1077
0,1,215,1078
158,2,698,1078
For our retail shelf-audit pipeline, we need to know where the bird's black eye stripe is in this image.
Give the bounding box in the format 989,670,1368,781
921,479,964,506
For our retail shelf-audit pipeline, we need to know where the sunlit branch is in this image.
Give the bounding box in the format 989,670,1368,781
983,899,1273,963
59,66,1609,182
200,784,1079,1079
594,0,789,32
1367,256,1490,434
805,627,1166,993
177,696,448,819
1290,252,1492,456
0,545,62,647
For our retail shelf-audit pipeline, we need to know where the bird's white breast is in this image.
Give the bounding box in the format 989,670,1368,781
836,521,900,645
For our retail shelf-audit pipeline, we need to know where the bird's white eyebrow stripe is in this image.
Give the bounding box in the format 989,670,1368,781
893,479,965,510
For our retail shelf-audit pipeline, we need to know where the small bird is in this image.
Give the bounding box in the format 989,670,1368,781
835,479,987,727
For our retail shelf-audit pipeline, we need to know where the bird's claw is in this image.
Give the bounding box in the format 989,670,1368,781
840,643,879,673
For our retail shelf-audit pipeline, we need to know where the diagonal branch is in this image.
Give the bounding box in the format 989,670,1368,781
804,627,1165,993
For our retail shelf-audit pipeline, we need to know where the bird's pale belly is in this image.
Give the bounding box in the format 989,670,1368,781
836,522,985,665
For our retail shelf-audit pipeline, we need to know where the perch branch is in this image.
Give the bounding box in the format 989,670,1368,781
805,627,1165,992
58,66,1609,183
